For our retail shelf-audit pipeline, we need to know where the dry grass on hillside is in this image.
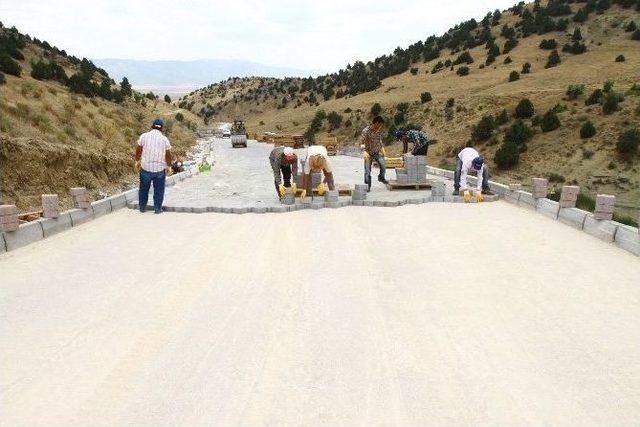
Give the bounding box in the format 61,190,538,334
1,41,202,210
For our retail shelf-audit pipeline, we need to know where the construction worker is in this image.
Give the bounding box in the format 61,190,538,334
301,145,334,199
362,116,388,191
453,147,491,202
269,146,298,198
135,119,172,214
395,129,431,155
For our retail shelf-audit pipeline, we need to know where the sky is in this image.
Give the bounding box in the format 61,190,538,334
0,0,517,73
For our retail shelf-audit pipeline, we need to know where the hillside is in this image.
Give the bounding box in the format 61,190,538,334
182,0,640,215
0,24,202,211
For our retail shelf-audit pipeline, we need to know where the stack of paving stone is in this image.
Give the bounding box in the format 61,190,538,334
559,186,579,208
394,154,427,184
531,178,548,198
0,204,19,232
41,194,60,218
594,194,615,220
70,187,91,209
431,180,446,197
324,190,339,203
352,184,368,201
281,191,295,205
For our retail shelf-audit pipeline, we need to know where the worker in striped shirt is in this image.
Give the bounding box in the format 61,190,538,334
135,119,172,214
361,116,388,191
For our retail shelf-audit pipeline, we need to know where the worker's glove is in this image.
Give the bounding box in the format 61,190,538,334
382,147,387,157
299,189,307,199
166,167,173,176
476,191,485,203
291,183,297,194
463,190,472,203
278,184,287,197
316,183,327,196
134,160,141,173
363,151,370,161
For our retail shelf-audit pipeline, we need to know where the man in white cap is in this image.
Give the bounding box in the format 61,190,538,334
454,147,491,202
269,146,298,198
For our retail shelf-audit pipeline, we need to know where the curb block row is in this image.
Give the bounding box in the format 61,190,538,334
0,169,198,253
503,189,640,257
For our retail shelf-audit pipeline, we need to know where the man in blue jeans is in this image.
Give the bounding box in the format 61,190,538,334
361,116,388,192
135,119,172,214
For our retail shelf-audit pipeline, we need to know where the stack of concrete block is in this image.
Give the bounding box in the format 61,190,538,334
431,180,446,197
531,178,548,199
594,194,615,220
559,186,580,208
70,187,90,209
324,190,339,203
509,183,523,191
0,205,19,232
395,154,427,184
41,194,60,218
281,192,295,205
352,184,368,201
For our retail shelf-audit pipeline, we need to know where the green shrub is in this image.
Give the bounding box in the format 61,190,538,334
175,112,184,122
539,39,558,49
446,98,455,108
540,109,561,132
453,51,474,65
327,111,343,130
548,173,565,183
495,109,510,126
0,71,5,85
602,93,620,114
603,80,615,93
505,119,533,150
515,98,535,118
626,21,638,32
545,50,561,68
585,88,603,106
420,92,433,103
566,84,585,100
580,120,596,138
615,54,626,62
607,161,616,170
522,62,531,74
370,103,382,116
617,128,640,155
613,214,639,228
509,71,520,82
504,56,513,64
344,107,352,113
503,38,518,54
471,115,496,142
456,66,470,76
410,67,419,75
164,94,171,103
495,139,520,169
0,53,21,76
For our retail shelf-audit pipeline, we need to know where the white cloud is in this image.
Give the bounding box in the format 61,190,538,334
0,0,517,72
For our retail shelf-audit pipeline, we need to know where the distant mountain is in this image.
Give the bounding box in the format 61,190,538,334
93,59,321,86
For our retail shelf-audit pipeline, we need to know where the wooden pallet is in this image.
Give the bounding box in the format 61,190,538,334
317,136,338,156
384,157,404,169
386,180,432,191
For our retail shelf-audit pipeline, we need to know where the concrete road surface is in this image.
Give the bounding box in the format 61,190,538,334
2,203,640,426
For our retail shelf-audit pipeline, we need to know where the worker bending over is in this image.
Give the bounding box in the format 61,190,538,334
395,129,431,155
454,147,491,202
269,146,298,198
301,145,335,199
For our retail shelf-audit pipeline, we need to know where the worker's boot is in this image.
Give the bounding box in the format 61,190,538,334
453,189,460,196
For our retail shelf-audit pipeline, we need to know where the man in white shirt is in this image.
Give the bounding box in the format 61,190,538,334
300,145,334,199
454,147,490,200
135,119,172,214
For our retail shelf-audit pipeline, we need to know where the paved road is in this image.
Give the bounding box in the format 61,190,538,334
2,202,640,426
161,139,445,210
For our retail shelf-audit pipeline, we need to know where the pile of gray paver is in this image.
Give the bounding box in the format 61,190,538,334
395,154,427,184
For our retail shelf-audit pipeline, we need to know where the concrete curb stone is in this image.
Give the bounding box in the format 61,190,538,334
3,221,44,251
583,215,618,243
613,224,640,256
0,233,6,253
517,191,537,210
91,199,112,218
123,189,138,202
38,212,73,238
106,194,127,211
69,208,94,226
558,208,588,230
353,200,364,206
536,198,560,220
